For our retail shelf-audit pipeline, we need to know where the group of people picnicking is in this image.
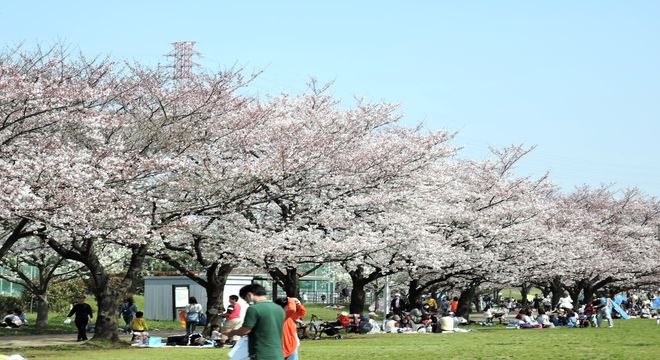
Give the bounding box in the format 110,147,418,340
348,290,660,335
4,286,659,360
61,284,305,359
489,291,660,329
2,308,27,328
147,284,305,359
375,293,470,334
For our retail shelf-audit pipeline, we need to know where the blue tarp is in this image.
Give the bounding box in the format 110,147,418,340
614,294,627,305
652,298,660,310
611,300,631,319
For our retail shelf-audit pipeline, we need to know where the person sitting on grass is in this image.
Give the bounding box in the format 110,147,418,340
383,314,399,333
336,311,350,328
358,315,373,334
398,315,414,331
483,305,494,324
517,308,538,328
368,312,381,333
210,324,223,347
2,310,22,328
130,311,149,341
13,309,27,327
557,292,573,311
439,312,455,332
420,314,432,327
640,304,652,319
566,309,578,327
426,296,438,313
536,309,553,328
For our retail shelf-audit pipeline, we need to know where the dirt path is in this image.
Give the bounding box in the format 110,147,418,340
0,330,185,349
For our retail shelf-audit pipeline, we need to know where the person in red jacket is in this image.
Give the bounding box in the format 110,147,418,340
450,296,459,314
274,297,307,360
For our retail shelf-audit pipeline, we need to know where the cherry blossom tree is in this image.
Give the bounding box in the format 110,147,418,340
398,146,555,318
239,86,454,308
2,47,255,339
0,236,84,328
0,45,115,260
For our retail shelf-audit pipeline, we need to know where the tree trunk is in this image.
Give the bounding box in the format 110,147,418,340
203,264,232,335
269,267,300,299
93,245,147,341
35,294,49,329
92,283,122,341
550,276,563,310
0,218,30,260
407,279,424,309
566,279,585,310
520,283,532,306
371,282,382,313
583,285,597,304
47,236,148,342
347,265,386,314
493,289,502,304
581,276,615,305
349,279,367,314
472,293,482,313
456,286,477,319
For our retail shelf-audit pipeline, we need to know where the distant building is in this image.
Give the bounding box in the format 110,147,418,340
144,274,253,321
144,268,334,320
0,266,35,297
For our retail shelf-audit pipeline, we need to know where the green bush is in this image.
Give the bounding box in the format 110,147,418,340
0,294,22,314
20,278,89,314
46,279,88,313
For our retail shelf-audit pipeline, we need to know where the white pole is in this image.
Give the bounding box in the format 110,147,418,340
383,275,390,329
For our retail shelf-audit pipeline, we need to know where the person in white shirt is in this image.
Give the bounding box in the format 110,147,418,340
368,312,381,333
185,296,204,335
210,324,222,347
439,312,455,332
2,312,22,328
542,296,552,310
640,305,651,319
483,306,494,323
557,292,573,311
383,314,399,333
536,309,553,328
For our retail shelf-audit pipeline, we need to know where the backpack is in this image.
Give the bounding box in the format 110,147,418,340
358,321,372,334
198,313,207,326
121,304,133,317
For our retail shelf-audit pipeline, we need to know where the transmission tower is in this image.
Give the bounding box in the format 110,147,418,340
166,41,201,80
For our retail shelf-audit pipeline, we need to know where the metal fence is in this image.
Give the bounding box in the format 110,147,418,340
300,291,374,305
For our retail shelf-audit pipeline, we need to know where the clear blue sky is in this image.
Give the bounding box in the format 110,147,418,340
2,0,659,196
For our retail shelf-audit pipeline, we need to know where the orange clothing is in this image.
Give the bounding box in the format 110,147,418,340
450,300,459,313
282,298,307,357
337,314,350,327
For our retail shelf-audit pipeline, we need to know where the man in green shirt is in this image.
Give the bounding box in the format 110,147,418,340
225,284,285,360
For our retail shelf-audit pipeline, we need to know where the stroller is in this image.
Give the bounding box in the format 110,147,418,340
306,314,345,340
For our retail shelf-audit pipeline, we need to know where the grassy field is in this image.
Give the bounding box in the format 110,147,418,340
10,318,660,359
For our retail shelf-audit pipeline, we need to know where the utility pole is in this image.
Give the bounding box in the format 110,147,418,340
166,41,201,80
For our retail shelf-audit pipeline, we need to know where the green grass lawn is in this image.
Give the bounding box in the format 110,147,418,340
300,303,352,321
11,319,660,359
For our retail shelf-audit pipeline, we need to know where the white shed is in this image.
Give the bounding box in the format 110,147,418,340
144,275,253,320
